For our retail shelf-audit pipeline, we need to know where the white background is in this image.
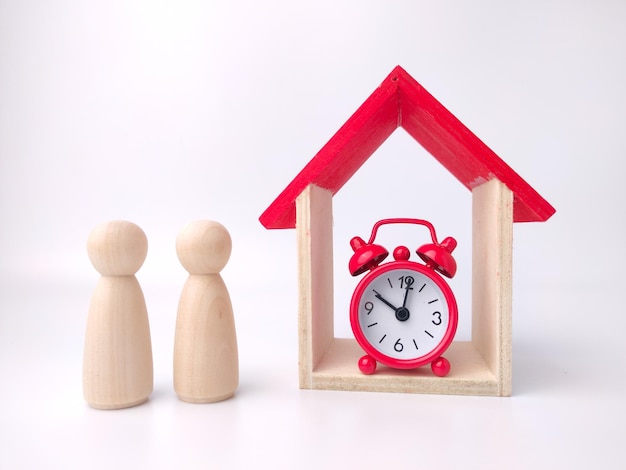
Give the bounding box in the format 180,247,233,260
1,1,625,468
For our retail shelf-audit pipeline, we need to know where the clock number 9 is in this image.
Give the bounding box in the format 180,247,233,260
394,338,404,352
364,301,374,315
432,311,442,325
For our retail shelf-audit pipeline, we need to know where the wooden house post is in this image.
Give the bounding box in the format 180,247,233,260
472,179,514,396
296,184,334,388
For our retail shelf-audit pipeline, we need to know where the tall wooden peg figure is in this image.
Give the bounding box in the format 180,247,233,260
174,220,239,403
83,220,153,409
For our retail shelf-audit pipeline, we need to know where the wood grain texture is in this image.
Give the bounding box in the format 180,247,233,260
296,185,334,389
173,221,238,403
310,339,499,396
472,179,513,396
83,220,153,409
83,276,153,409
174,274,238,403
289,181,515,396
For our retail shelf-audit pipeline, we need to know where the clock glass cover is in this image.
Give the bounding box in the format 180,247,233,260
353,264,453,364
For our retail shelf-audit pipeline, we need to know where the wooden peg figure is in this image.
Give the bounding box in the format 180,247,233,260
174,220,239,403
83,220,153,409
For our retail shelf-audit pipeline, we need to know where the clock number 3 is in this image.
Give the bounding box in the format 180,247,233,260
432,311,442,325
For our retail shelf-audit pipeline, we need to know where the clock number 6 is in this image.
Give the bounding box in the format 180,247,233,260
394,338,404,352
432,311,442,325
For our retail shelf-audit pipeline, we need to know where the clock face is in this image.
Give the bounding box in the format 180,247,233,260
350,261,458,369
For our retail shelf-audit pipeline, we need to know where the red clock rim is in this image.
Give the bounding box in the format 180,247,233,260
349,260,458,370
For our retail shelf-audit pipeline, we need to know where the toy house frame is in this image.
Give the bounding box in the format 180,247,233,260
260,66,555,396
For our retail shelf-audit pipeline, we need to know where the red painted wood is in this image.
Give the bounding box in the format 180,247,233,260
396,67,554,223
259,75,399,230
260,66,555,229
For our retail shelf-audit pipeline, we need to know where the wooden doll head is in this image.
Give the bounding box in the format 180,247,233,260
87,220,148,276
176,220,232,275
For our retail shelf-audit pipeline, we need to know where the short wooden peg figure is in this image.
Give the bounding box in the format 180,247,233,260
174,220,239,403
83,220,154,409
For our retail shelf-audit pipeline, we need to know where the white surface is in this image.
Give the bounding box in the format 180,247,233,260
354,266,453,362
1,1,625,468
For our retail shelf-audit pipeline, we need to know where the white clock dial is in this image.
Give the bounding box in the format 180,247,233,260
357,268,449,360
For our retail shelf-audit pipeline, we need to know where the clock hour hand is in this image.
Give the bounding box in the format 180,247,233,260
372,290,399,312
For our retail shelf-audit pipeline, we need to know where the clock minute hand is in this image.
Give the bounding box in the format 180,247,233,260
372,290,399,312
402,284,413,308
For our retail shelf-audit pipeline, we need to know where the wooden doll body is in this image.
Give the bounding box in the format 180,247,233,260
173,221,239,403
174,272,238,403
83,220,153,409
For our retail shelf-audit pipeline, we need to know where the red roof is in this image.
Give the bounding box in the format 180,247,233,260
260,66,555,229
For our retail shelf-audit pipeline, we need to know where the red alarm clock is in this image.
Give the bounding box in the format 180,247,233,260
348,218,458,377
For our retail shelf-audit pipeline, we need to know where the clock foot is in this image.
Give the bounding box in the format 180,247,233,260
358,355,377,375
431,357,450,377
